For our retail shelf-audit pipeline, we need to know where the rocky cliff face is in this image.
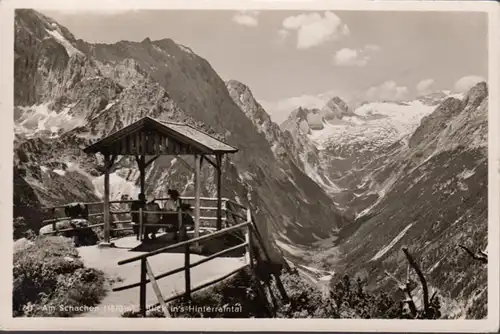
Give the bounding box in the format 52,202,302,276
13,9,345,263
226,80,340,196
309,83,488,319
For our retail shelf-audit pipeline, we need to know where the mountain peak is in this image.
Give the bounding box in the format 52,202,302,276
321,96,351,120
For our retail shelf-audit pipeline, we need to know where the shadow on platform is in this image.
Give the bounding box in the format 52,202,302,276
125,230,245,258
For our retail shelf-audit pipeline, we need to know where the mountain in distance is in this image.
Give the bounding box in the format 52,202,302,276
279,90,465,217
233,73,487,317
13,9,346,264
274,83,487,318
13,9,488,319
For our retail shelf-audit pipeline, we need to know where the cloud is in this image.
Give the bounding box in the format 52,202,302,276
232,11,260,27
365,81,409,101
364,44,381,52
333,48,368,67
277,29,290,43
416,79,435,95
281,11,349,49
332,44,379,67
454,75,486,93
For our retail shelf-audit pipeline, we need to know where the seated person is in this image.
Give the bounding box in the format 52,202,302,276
130,193,146,239
144,195,162,241
162,189,195,241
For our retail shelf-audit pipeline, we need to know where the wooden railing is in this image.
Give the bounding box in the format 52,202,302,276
40,197,249,236
112,206,289,317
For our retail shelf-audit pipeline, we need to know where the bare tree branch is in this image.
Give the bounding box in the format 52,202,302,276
402,247,430,318
458,245,488,264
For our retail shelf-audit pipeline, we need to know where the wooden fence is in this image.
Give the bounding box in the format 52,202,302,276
112,207,289,317
40,197,249,237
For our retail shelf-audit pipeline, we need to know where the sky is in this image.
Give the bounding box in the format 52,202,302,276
42,9,488,123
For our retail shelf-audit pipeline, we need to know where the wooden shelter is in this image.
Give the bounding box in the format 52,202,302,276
83,116,238,247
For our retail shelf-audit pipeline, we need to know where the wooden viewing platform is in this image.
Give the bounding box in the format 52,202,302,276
39,117,289,317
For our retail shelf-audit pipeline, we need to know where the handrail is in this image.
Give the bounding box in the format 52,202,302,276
113,241,248,292
127,264,249,317
118,221,251,265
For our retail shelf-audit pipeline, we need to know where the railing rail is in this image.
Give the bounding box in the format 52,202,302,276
40,197,247,237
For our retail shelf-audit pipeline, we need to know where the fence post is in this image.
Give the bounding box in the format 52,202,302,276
140,258,147,317
222,200,227,228
139,208,144,241
184,243,191,302
51,208,56,232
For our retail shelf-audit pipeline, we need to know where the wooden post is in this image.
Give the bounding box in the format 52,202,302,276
222,200,227,228
145,259,171,317
245,209,253,268
216,154,223,231
51,208,56,232
194,154,201,239
177,200,183,241
102,154,111,245
140,258,147,317
138,155,146,195
184,243,191,302
139,208,144,241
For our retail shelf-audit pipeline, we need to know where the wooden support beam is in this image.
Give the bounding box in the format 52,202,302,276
202,155,217,169
136,155,146,195
102,153,112,244
145,259,171,317
184,243,191,302
139,258,147,317
174,154,195,173
145,155,160,168
216,154,223,231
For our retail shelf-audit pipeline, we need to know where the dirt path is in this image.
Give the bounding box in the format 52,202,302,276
77,235,246,317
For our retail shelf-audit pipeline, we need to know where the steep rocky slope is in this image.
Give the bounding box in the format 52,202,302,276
312,83,488,319
226,80,340,195
13,9,345,263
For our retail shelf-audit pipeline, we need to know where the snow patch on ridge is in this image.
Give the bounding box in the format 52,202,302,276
371,223,414,261
45,28,83,57
16,103,86,137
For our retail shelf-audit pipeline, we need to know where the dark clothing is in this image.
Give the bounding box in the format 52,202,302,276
131,200,146,240
131,200,146,223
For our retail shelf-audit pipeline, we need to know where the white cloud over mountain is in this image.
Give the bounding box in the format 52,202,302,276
281,11,349,49
416,78,435,95
365,80,409,101
454,75,486,93
232,11,260,27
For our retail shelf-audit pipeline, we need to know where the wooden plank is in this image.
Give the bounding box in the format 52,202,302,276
153,132,159,153
141,131,146,156
129,134,135,155
161,136,168,154
144,265,248,313
118,221,251,265
145,260,171,317
184,243,191,301
103,154,111,243
121,137,128,155
216,154,223,230
194,154,201,240
113,242,247,292
140,258,147,317
245,211,253,269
